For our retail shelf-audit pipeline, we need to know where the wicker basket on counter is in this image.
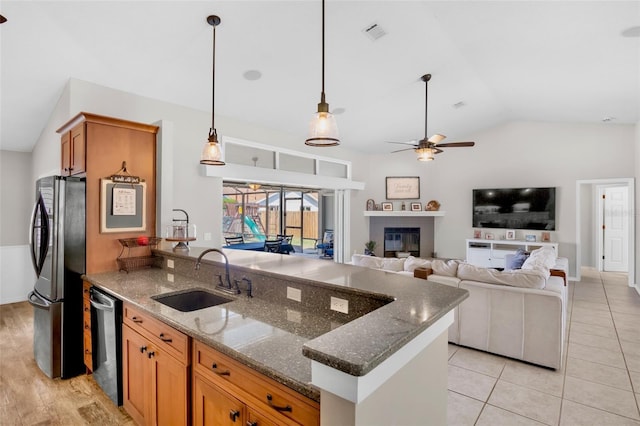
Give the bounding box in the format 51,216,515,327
117,237,162,273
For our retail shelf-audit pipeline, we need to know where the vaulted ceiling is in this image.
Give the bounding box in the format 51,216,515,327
1,1,638,154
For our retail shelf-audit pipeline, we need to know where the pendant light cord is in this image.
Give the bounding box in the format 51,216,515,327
321,0,325,101
211,23,216,133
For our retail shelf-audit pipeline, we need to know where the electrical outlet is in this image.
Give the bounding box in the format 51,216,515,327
287,287,302,302
330,296,348,314
286,308,302,323
167,259,174,269
167,273,174,282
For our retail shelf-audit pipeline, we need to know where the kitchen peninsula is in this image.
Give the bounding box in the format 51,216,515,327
83,244,468,425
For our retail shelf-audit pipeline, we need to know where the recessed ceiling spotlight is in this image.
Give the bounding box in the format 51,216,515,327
602,116,616,122
621,26,640,38
453,101,466,109
332,107,346,115
243,70,262,81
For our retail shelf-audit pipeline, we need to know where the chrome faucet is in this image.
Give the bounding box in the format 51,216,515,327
194,248,240,295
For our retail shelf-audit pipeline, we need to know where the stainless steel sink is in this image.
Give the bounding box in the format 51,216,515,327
152,289,233,312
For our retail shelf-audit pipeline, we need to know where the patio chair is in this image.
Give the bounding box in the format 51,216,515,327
264,239,283,253
225,235,244,245
316,230,334,258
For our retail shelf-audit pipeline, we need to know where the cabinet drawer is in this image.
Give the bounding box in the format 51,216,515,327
194,340,319,426
123,303,189,364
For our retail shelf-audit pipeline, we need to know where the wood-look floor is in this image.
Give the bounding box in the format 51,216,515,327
0,301,133,425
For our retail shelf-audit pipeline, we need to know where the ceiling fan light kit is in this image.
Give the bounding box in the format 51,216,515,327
387,73,475,161
305,0,340,147
200,15,225,166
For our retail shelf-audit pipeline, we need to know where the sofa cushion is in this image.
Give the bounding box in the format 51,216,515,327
427,274,461,287
432,259,460,277
381,257,406,272
352,254,384,269
522,246,557,276
505,249,529,270
403,256,432,272
457,263,547,289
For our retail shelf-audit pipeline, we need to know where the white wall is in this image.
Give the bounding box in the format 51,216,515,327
635,122,639,287
0,150,36,304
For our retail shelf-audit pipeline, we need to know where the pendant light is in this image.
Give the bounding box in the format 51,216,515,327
305,0,340,146
200,15,225,165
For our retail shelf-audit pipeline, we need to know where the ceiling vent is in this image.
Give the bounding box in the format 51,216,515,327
362,22,387,41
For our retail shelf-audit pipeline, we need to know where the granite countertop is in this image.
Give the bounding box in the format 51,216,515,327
84,246,468,402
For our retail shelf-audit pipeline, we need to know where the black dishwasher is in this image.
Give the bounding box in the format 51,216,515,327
90,287,122,405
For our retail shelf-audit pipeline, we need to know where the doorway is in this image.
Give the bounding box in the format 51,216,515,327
576,178,635,286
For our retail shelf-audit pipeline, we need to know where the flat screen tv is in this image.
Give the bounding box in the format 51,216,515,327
472,187,556,230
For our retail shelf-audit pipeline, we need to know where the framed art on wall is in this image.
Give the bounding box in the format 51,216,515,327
386,176,420,200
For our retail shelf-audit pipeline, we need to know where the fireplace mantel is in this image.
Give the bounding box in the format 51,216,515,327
363,211,445,217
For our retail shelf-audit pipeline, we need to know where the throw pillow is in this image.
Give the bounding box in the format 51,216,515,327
522,246,556,276
403,256,432,272
352,254,384,269
432,259,460,277
381,258,406,272
505,249,529,270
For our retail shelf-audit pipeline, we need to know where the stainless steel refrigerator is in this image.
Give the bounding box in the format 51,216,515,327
28,175,86,379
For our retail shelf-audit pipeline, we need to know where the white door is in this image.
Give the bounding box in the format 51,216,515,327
602,186,628,272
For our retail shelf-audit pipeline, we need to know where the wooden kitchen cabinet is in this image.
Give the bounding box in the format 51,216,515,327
57,112,158,274
60,122,86,176
192,340,319,426
122,303,190,426
82,281,92,371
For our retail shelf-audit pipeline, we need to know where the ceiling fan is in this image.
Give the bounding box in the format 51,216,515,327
388,74,475,161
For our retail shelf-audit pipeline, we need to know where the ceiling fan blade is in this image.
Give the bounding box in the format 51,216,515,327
390,147,417,153
386,140,418,146
433,148,444,154
428,134,446,144
436,141,475,148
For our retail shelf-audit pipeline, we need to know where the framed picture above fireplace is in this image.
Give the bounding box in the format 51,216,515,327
386,176,420,200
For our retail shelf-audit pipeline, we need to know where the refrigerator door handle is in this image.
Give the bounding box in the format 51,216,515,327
28,291,51,310
28,196,49,277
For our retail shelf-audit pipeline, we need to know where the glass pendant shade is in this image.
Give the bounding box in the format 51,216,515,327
200,129,225,165
305,109,340,146
416,147,435,161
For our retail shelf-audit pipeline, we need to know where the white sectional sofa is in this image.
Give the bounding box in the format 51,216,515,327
351,249,568,369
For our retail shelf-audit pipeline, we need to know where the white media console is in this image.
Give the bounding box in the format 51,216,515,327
466,238,558,268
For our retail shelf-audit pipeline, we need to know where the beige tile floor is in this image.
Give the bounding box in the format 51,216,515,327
448,268,640,426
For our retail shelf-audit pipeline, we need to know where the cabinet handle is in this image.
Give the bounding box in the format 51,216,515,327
229,410,240,422
131,316,143,323
147,351,155,359
211,363,230,376
85,349,91,354
84,306,89,312
84,324,90,330
246,422,257,426
140,346,147,353
159,333,172,343
266,394,292,412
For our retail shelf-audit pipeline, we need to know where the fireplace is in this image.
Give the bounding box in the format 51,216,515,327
384,227,420,257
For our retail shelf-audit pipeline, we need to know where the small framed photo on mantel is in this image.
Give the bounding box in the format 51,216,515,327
505,229,516,240
410,202,422,211
381,202,393,211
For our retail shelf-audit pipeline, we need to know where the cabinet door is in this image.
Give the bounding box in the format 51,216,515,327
122,324,150,426
61,131,71,176
70,123,85,175
193,373,245,426
152,348,188,426
467,247,492,267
